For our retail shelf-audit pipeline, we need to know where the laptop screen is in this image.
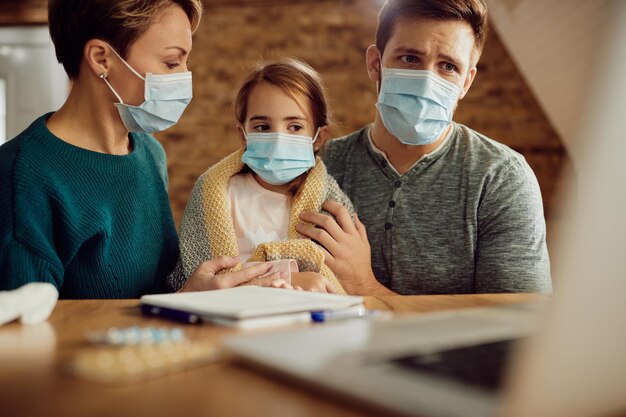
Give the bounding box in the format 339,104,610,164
392,338,522,391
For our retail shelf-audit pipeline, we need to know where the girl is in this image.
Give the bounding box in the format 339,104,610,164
169,58,354,294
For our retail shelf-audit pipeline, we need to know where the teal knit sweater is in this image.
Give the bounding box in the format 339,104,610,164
0,114,179,298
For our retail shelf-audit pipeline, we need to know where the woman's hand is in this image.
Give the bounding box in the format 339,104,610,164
291,272,337,293
178,256,290,292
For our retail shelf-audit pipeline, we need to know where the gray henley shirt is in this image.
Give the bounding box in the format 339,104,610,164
323,123,552,295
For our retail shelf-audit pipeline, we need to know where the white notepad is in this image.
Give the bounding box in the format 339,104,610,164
141,286,363,321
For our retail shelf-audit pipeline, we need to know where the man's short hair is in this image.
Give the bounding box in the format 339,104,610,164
375,0,489,65
48,0,203,79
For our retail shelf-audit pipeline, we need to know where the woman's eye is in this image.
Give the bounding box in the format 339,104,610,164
401,55,418,64
253,124,269,131
165,62,180,70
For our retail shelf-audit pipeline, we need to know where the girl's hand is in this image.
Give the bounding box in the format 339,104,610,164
243,274,293,290
291,272,337,293
178,256,290,292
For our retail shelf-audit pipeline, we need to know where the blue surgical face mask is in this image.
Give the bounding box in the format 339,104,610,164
241,128,320,186
101,45,193,133
376,67,461,146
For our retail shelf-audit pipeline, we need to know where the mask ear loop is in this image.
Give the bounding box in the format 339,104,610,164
312,127,321,144
376,52,384,97
100,73,125,105
239,125,249,141
106,44,145,81
100,44,146,106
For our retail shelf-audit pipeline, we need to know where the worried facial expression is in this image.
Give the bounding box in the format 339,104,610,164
243,82,316,139
369,17,478,102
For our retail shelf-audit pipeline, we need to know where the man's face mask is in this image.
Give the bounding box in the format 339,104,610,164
376,67,462,146
241,128,320,186
101,45,193,134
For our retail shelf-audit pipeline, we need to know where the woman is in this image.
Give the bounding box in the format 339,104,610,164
0,0,287,298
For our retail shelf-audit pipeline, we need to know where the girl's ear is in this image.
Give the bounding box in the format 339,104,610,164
236,124,247,146
314,125,330,151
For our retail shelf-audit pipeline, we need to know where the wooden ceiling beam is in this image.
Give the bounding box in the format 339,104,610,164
0,0,345,26
0,0,48,25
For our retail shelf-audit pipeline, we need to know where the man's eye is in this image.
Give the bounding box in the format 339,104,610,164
442,62,457,72
401,55,418,64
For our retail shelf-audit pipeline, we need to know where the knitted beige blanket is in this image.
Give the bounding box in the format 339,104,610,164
168,148,354,294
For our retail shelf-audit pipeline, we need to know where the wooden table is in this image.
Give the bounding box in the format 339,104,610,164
0,294,540,417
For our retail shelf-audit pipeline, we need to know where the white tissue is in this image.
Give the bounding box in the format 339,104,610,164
0,283,59,326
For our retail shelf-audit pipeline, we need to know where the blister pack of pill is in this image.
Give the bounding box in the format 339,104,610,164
85,326,186,346
69,326,220,383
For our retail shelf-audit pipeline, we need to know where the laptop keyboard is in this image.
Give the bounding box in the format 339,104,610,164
391,339,520,391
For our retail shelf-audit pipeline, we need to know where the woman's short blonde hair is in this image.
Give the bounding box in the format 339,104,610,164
48,0,203,79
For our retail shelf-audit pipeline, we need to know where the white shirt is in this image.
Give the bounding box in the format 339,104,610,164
227,173,291,261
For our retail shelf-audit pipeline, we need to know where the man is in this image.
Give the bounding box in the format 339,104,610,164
296,0,551,295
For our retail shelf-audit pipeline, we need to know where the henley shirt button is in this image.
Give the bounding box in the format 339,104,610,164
395,180,402,188
389,201,396,208
385,222,393,230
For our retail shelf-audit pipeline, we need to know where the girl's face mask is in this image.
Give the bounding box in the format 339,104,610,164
241,128,320,186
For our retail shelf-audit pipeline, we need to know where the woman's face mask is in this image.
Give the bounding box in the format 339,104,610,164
101,45,193,134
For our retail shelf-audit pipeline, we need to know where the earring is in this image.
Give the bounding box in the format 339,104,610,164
99,73,107,79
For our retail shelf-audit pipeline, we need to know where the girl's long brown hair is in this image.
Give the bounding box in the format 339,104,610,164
235,57,331,200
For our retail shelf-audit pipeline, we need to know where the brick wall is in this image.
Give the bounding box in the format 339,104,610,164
2,0,568,232
158,0,567,228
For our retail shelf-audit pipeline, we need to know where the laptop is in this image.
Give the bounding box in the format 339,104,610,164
223,303,541,417
225,3,626,415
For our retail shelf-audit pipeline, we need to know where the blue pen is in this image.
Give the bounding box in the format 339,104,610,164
310,306,370,323
141,303,201,324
